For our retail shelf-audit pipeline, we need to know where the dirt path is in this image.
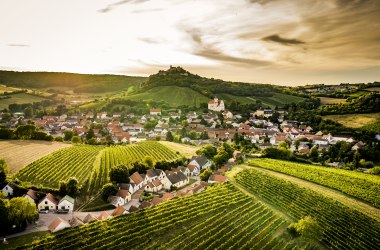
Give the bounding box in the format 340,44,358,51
231,164,380,222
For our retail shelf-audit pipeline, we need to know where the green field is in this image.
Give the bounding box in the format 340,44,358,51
88,141,183,194
0,84,21,94
246,93,305,108
125,86,209,107
0,93,48,109
322,113,380,129
235,169,380,249
18,184,306,250
249,158,380,208
16,145,104,188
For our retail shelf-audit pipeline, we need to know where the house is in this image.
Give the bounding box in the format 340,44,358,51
24,189,38,204
58,195,75,212
139,201,152,209
112,206,128,216
177,166,190,176
189,156,212,170
48,217,71,232
118,183,135,195
2,182,17,196
151,197,163,206
208,174,228,184
352,141,365,151
83,213,98,223
98,211,110,220
166,171,189,189
129,205,139,213
69,217,84,228
146,169,166,182
108,195,125,207
187,164,200,176
162,192,174,201
258,143,272,150
208,97,225,112
150,109,162,116
222,111,233,119
38,193,58,211
255,109,273,118
145,179,163,193
117,189,132,204
129,172,147,189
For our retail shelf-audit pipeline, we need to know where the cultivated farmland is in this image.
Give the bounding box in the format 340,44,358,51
18,184,305,250
249,158,380,208
322,112,380,128
16,145,103,188
235,169,380,249
0,140,72,174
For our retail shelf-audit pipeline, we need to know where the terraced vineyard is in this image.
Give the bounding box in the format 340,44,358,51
235,169,380,249
249,158,380,208
18,184,304,250
16,145,103,188
87,141,183,194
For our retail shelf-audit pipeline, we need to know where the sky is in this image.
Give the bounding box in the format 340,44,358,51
0,0,380,86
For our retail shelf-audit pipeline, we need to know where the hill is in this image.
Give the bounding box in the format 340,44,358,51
0,93,48,110
125,86,209,107
0,71,146,93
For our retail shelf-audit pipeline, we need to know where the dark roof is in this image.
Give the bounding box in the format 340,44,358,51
129,205,139,212
118,183,131,190
25,189,38,201
139,201,152,209
191,156,208,166
146,169,163,178
167,171,188,184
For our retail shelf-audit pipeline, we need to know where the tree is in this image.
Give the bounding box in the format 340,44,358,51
309,146,319,160
8,197,38,231
54,136,64,142
213,149,229,166
63,130,74,141
55,105,67,116
23,106,33,118
143,156,155,169
196,145,217,159
86,128,95,140
110,165,129,184
87,138,98,145
58,180,67,196
166,131,174,142
15,124,36,139
200,168,212,181
278,141,289,149
0,198,10,235
0,158,9,174
66,177,80,197
72,136,81,144
288,216,320,238
101,183,118,201
353,151,360,169
369,166,380,175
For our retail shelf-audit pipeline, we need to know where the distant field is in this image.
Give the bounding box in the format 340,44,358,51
248,93,305,108
0,140,72,174
319,97,346,104
0,84,20,94
159,141,199,158
322,113,380,128
365,87,380,92
0,93,47,109
126,86,209,107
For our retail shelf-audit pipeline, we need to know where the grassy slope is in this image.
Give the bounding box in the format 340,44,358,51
246,93,305,108
0,140,72,174
319,97,346,104
322,112,380,128
0,70,146,93
125,86,209,107
0,93,48,109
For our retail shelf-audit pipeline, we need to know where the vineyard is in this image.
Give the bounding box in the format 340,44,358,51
235,169,380,249
87,141,182,194
249,158,380,208
16,145,103,188
18,184,306,250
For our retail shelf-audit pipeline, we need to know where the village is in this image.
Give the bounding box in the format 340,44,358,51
1,152,231,234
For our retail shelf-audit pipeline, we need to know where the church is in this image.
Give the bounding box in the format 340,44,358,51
208,97,225,112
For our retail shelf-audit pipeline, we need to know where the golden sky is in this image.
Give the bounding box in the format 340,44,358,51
1,0,379,85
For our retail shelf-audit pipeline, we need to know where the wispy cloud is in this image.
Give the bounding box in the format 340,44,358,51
98,0,150,13
263,34,304,45
7,44,30,47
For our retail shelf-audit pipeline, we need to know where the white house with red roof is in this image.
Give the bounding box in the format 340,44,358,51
208,97,225,112
38,193,58,211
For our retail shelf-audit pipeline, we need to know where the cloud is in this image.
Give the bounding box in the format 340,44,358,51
7,44,30,47
98,0,150,13
262,34,305,45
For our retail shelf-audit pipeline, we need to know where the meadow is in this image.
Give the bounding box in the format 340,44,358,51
322,112,380,128
0,93,48,109
319,97,346,104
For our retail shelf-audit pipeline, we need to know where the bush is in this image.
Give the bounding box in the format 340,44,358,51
101,183,118,201
369,166,380,175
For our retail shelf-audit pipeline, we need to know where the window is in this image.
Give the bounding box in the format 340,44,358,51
45,201,48,204
5,187,7,190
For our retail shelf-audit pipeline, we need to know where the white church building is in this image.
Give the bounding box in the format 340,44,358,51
208,97,225,112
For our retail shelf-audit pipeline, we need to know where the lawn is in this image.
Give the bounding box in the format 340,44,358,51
81,195,115,212
159,141,200,158
248,93,305,108
0,93,48,109
322,113,380,128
